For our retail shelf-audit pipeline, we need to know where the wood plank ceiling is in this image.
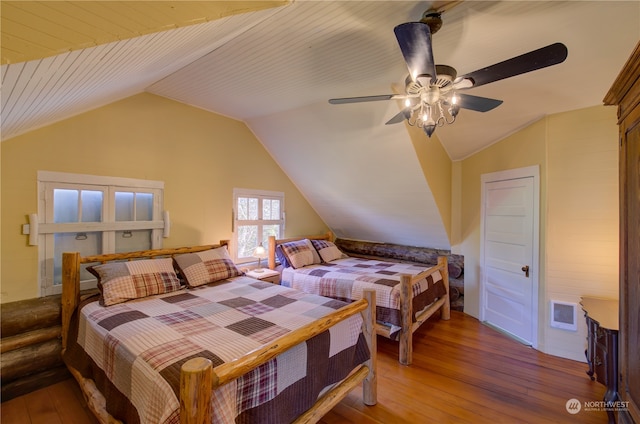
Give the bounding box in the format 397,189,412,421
1,1,288,64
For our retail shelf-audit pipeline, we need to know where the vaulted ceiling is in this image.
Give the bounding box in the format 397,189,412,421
2,1,638,249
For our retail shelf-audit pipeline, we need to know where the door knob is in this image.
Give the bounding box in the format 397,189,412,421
522,265,530,277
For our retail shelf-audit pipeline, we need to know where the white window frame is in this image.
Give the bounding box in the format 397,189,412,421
232,188,285,264
37,171,165,296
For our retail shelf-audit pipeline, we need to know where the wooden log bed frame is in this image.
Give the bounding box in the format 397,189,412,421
268,232,450,366
60,241,377,424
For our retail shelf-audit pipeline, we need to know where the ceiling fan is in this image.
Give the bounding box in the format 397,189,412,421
329,8,568,137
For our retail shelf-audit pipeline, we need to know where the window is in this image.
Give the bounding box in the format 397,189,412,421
233,189,284,263
37,171,165,295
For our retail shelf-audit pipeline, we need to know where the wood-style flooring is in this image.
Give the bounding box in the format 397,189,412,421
1,311,608,423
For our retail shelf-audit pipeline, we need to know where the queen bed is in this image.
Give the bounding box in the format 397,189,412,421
60,241,376,424
268,233,450,366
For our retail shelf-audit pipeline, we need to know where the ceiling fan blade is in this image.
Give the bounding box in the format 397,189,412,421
456,93,503,112
456,42,568,89
385,109,411,125
394,22,438,83
329,95,395,104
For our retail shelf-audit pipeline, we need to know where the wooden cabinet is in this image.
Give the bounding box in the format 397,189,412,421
604,41,640,424
581,297,619,424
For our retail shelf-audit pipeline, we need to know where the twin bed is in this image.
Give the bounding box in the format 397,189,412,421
268,233,450,366
60,241,377,424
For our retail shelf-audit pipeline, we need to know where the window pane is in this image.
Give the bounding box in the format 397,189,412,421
115,192,134,221
238,197,259,220
116,230,152,253
54,189,79,223
54,232,102,285
237,225,258,258
263,199,280,220
81,190,103,222
135,193,153,221
237,197,248,220
263,225,280,242
248,198,258,220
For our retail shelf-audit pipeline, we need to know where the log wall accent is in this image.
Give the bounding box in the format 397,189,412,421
0,294,69,401
1,296,62,336
334,238,464,311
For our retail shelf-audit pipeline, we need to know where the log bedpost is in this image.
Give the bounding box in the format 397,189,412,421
61,252,81,352
268,235,276,270
180,358,213,424
438,256,451,320
362,289,377,405
399,274,413,366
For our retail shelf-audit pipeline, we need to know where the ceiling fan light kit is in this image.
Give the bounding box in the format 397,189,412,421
329,8,568,138
401,64,460,136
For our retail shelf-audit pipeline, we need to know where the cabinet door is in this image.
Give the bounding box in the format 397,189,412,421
606,40,640,424
619,104,640,423
595,341,608,386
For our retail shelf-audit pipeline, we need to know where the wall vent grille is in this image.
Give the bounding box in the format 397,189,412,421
550,300,578,331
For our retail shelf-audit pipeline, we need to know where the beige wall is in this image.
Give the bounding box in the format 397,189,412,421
455,105,619,361
543,106,619,359
0,93,327,303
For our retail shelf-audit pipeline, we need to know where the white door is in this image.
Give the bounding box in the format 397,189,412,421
480,167,539,347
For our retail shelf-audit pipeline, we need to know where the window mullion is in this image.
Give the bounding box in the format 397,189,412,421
154,189,162,221
105,186,115,253
132,192,137,221
77,191,83,223
238,220,262,226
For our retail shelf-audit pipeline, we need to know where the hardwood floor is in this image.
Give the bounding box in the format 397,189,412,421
1,311,607,423
0,376,97,424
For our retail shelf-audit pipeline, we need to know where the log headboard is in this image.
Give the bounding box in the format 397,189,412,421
61,241,230,351
267,231,333,270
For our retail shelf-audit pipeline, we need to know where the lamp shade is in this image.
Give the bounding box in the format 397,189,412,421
254,245,267,258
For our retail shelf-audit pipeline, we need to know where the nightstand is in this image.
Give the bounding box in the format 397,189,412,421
245,268,280,284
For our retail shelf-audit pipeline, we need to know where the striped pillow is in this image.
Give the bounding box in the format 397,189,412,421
88,258,182,306
173,246,243,288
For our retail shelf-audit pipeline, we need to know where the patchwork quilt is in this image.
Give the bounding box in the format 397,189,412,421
65,276,369,424
281,257,447,340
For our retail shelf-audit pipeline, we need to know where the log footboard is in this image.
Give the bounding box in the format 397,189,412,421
269,233,451,366
61,244,376,424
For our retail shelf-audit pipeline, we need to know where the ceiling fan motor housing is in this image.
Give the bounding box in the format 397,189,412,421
420,10,442,34
404,64,457,94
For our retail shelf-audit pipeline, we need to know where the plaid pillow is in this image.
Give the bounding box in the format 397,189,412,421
88,258,182,306
173,246,243,287
311,239,345,262
275,245,290,268
280,239,321,269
